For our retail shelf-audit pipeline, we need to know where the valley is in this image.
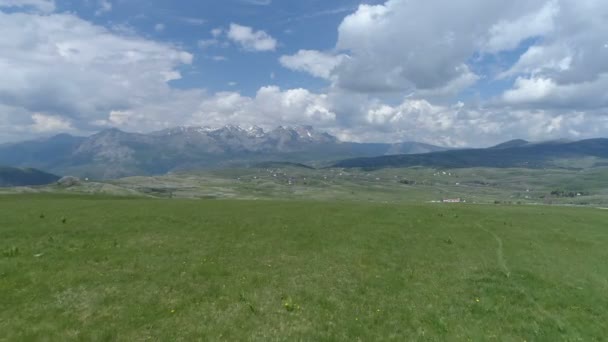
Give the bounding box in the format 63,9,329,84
4,164,608,207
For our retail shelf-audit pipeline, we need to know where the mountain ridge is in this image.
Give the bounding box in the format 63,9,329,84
0,125,447,179
0,167,60,187
333,138,608,170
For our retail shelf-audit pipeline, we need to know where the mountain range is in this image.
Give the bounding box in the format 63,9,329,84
0,167,60,187
333,138,608,169
1,126,607,182
0,125,446,179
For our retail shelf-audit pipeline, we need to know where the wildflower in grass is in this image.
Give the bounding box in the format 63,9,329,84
171,309,176,313
282,297,299,312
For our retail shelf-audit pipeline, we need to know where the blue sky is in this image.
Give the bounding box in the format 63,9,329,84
77,0,376,95
1,0,608,146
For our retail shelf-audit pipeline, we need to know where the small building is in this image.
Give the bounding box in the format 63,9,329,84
442,198,463,203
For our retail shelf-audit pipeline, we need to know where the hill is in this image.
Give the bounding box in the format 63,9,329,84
490,139,529,149
333,138,608,169
0,167,60,187
0,134,86,170
252,161,315,169
0,126,446,179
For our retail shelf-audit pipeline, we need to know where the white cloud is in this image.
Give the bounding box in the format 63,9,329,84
271,0,608,144
483,0,559,53
31,113,73,132
0,11,193,136
93,110,138,127
227,23,277,52
493,0,608,111
188,86,336,129
332,2,476,93
181,85,608,147
88,88,204,134
95,0,112,16
278,0,604,101
415,66,479,99
2,0,608,146
503,77,558,104
198,29,228,49
279,50,346,79
502,74,608,109
332,96,608,146
498,44,573,79
279,0,511,95
0,0,54,13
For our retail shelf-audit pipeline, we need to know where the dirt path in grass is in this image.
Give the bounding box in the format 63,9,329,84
475,223,568,330
476,223,511,278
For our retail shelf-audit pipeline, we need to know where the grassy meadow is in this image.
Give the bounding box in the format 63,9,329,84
1,194,608,340
4,165,608,207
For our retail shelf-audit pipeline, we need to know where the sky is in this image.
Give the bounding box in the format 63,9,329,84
1,0,608,147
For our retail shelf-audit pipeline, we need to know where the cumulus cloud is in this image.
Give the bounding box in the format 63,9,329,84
279,50,346,79
502,75,608,109
281,1,478,94
227,23,277,52
279,0,607,103
198,29,229,50
2,0,608,146
502,77,558,104
285,0,498,94
330,0,574,96
0,0,54,13
0,10,193,137
188,86,336,129
482,0,559,53
184,86,608,147
272,0,608,143
332,97,608,146
496,0,608,110
31,113,74,132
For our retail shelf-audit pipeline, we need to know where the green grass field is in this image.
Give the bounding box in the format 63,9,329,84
2,195,608,340
5,165,608,207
